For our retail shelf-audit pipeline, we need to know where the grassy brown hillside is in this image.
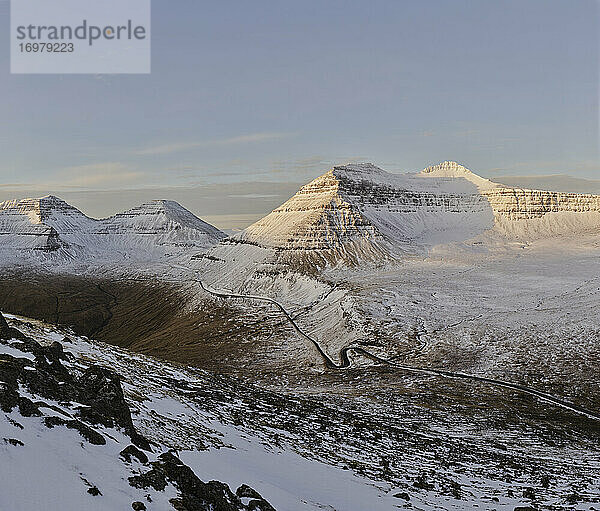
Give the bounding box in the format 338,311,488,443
0,271,301,371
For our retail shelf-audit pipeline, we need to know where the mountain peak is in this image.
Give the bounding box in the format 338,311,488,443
0,195,89,227
420,161,498,190
421,161,474,176
109,199,225,241
332,163,387,180
39,194,65,202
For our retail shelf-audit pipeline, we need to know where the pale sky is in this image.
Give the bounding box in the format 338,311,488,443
0,0,598,228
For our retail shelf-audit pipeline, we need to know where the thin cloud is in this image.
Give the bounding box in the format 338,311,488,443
0,183,33,188
55,162,145,188
135,132,292,156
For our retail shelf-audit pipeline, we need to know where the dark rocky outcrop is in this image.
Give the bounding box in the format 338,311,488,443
130,452,276,511
77,365,150,450
0,311,10,335
236,484,263,500
120,444,150,464
44,416,106,445
0,312,149,450
0,312,26,341
0,312,277,511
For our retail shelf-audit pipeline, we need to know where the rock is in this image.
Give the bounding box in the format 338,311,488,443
130,451,277,511
393,492,410,500
236,484,263,500
18,396,41,417
522,487,535,500
540,474,550,488
3,438,24,446
66,420,106,445
0,313,10,336
514,507,537,511
237,484,277,511
77,366,131,428
43,416,106,445
77,365,150,450
247,500,277,511
413,473,434,491
120,445,149,464
132,502,147,510
0,313,26,341
0,333,148,448
128,466,168,492
87,486,102,496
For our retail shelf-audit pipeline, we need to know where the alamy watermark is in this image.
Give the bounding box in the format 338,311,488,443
11,0,151,74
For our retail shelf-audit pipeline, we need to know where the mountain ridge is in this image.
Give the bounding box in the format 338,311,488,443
0,195,225,257
2,161,600,268
212,161,600,268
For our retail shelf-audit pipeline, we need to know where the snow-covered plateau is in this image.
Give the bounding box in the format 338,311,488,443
0,161,599,510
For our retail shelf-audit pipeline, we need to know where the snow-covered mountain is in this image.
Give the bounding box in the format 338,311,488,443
219,161,600,267
0,196,225,262
0,195,94,252
419,161,600,225
2,161,599,274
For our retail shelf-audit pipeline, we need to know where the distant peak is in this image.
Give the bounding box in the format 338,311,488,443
38,194,71,206
114,199,225,238
135,199,196,216
151,199,184,209
419,161,498,190
421,161,474,175
139,199,176,208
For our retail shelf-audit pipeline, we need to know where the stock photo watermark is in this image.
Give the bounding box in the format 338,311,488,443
10,0,151,74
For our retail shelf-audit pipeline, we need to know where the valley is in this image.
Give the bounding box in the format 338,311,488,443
1,161,599,510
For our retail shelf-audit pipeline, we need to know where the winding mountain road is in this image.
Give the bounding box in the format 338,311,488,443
197,279,600,423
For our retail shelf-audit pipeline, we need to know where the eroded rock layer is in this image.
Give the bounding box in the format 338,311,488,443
221,161,600,268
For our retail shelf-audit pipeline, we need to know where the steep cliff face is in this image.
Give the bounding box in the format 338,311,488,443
237,163,495,258
0,196,225,259
0,196,94,252
421,161,600,221
227,161,600,266
482,187,600,220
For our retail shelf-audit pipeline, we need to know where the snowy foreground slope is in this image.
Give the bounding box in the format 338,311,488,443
0,312,276,511
1,312,599,511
